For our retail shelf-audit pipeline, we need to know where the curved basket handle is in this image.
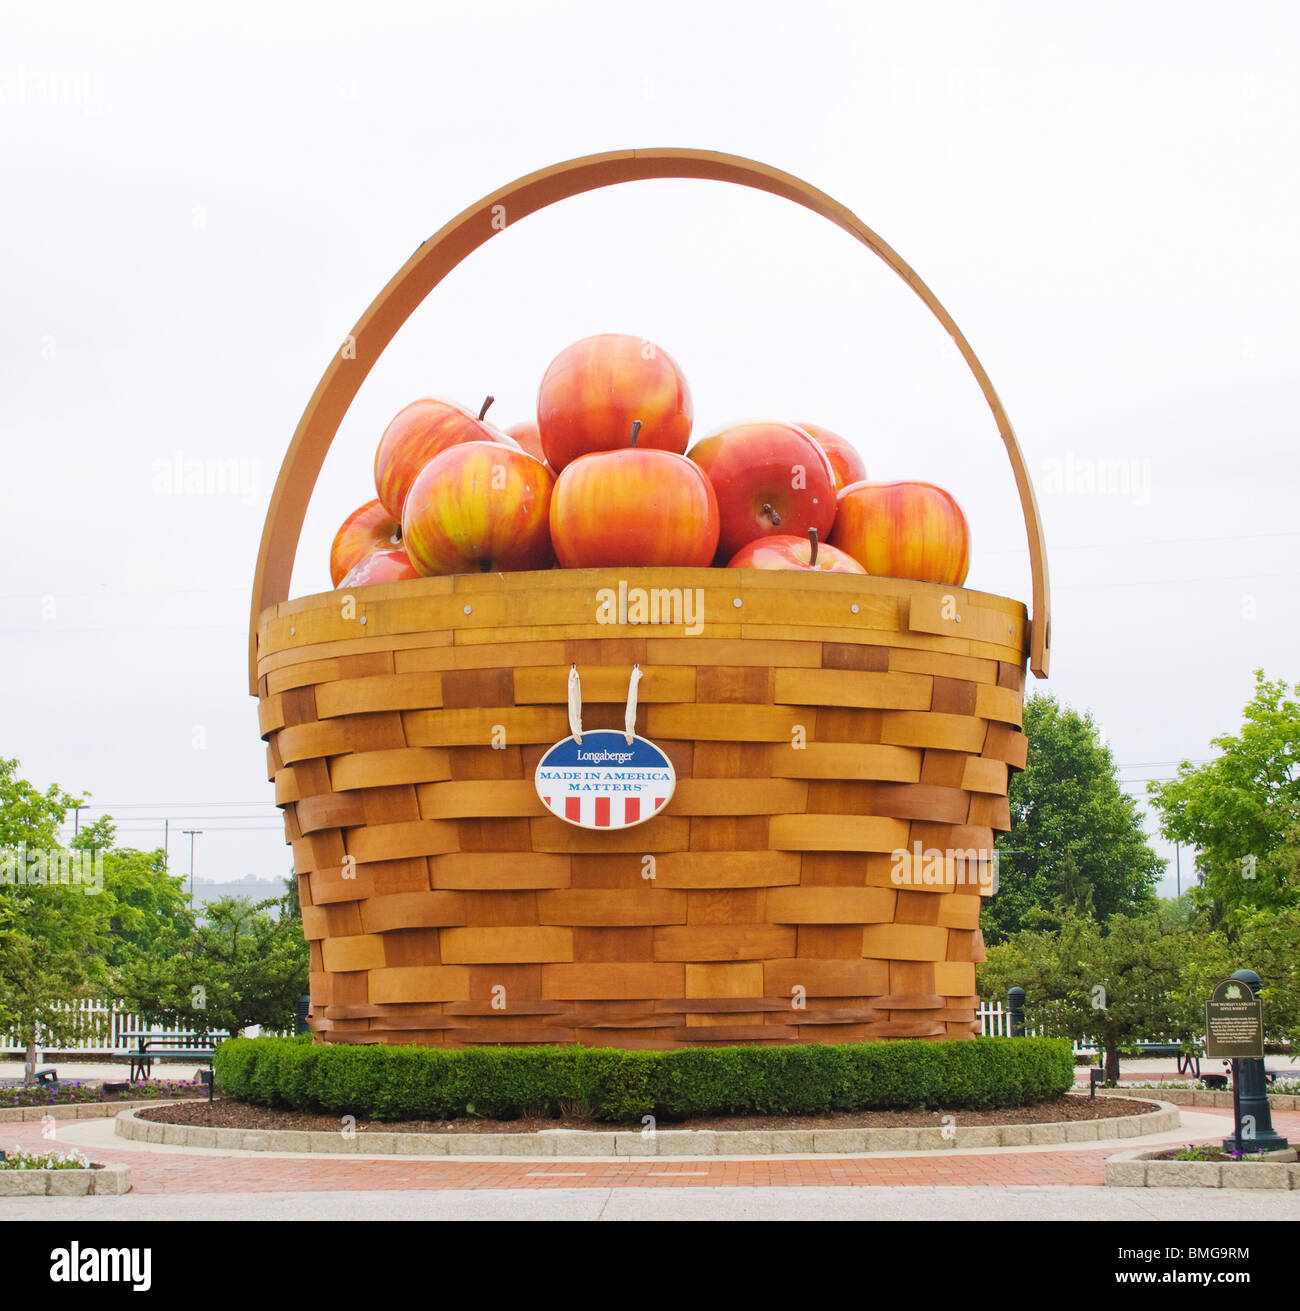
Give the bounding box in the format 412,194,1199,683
249,148,1051,691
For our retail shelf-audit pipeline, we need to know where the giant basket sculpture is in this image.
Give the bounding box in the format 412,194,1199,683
250,149,1051,1049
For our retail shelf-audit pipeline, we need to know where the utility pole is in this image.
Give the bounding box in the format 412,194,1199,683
1175,842,1181,898
182,830,202,906
164,818,169,869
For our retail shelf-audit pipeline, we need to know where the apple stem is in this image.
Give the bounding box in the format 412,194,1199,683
808,527,819,567
629,420,642,448
478,396,495,421
762,502,783,527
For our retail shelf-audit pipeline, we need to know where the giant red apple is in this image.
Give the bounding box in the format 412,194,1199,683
727,528,866,574
687,421,837,561
402,441,554,575
330,498,402,586
550,422,718,568
504,419,545,461
374,396,520,521
830,480,970,584
798,422,868,491
339,548,420,588
537,334,692,472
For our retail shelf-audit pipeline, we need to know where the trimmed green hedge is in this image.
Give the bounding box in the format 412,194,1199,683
215,1035,1073,1123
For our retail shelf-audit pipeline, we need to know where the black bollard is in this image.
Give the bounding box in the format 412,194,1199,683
1222,969,1289,1154
1007,986,1026,1038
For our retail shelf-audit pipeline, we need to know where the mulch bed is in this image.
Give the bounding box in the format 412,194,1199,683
137,1094,1157,1135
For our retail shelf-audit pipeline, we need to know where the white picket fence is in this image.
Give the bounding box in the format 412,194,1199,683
979,1000,1093,1053
4,997,1086,1054
0,998,224,1055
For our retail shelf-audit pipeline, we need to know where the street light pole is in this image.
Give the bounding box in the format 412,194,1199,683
182,830,202,906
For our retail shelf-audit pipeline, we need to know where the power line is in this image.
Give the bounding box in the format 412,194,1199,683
1057,570,1299,591
78,801,275,810
85,813,277,822
110,824,284,832
984,529,1300,556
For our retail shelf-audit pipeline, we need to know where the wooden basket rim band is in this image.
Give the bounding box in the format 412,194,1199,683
248,147,1051,693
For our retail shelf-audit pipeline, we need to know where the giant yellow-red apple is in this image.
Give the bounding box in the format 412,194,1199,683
830,480,970,584
798,422,868,491
550,422,718,567
504,419,549,468
687,421,837,561
374,396,520,521
339,548,420,587
402,441,554,575
727,527,865,574
330,498,402,586
538,334,692,472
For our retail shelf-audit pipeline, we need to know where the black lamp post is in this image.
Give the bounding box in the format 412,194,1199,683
1007,987,1026,1038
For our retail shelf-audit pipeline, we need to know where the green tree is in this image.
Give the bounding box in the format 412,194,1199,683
95,849,191,971
0,759,109,1078
985,695,1164,944
1149,671,1300,924
115,893,308,1039
978,906,1232,1081
1,759,202,1080
1233,904,1300,1050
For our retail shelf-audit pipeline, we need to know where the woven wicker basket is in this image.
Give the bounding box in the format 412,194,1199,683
250,149,1051,1048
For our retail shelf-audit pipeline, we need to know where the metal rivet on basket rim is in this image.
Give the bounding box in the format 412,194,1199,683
851,603,859,615
733,597,742,608
360,616,367,625
464,605,472,615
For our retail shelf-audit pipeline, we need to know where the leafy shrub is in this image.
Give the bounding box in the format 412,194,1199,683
216,1035,1073,1123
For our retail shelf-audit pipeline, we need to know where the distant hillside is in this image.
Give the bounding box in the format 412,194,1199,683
189,877,289,916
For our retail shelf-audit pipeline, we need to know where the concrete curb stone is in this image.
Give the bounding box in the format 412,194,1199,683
0,1098,193,1124
1146,1161,1222,1187
614,1132,656,1156
1220,1162,1289,1189
112,1100,1180,1160
45,1170,92,1196
0,1163,129,1195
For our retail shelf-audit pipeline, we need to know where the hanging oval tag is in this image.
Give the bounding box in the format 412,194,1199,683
535,729,676,830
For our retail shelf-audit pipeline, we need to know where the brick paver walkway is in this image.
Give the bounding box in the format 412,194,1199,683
6,1107,1295,1194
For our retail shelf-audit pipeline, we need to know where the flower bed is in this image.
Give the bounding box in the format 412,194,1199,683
1106,1145,1299,1190
0,1078,203,1110
1159,1144,1283,1163
1,1146,92,1170
0,1146,130,1196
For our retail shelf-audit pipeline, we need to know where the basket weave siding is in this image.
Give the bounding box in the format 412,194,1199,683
255,567,1028,1048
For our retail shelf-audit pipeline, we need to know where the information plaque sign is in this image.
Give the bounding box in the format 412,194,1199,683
1204,978,1264,1059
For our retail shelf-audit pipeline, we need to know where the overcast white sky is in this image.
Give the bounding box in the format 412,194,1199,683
2,0,1296,897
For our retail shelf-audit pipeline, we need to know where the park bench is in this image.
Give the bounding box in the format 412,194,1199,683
1133,1042,1202,1077
113,1032,217,1082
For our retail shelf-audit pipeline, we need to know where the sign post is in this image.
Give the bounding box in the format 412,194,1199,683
1204,969,1288,1153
